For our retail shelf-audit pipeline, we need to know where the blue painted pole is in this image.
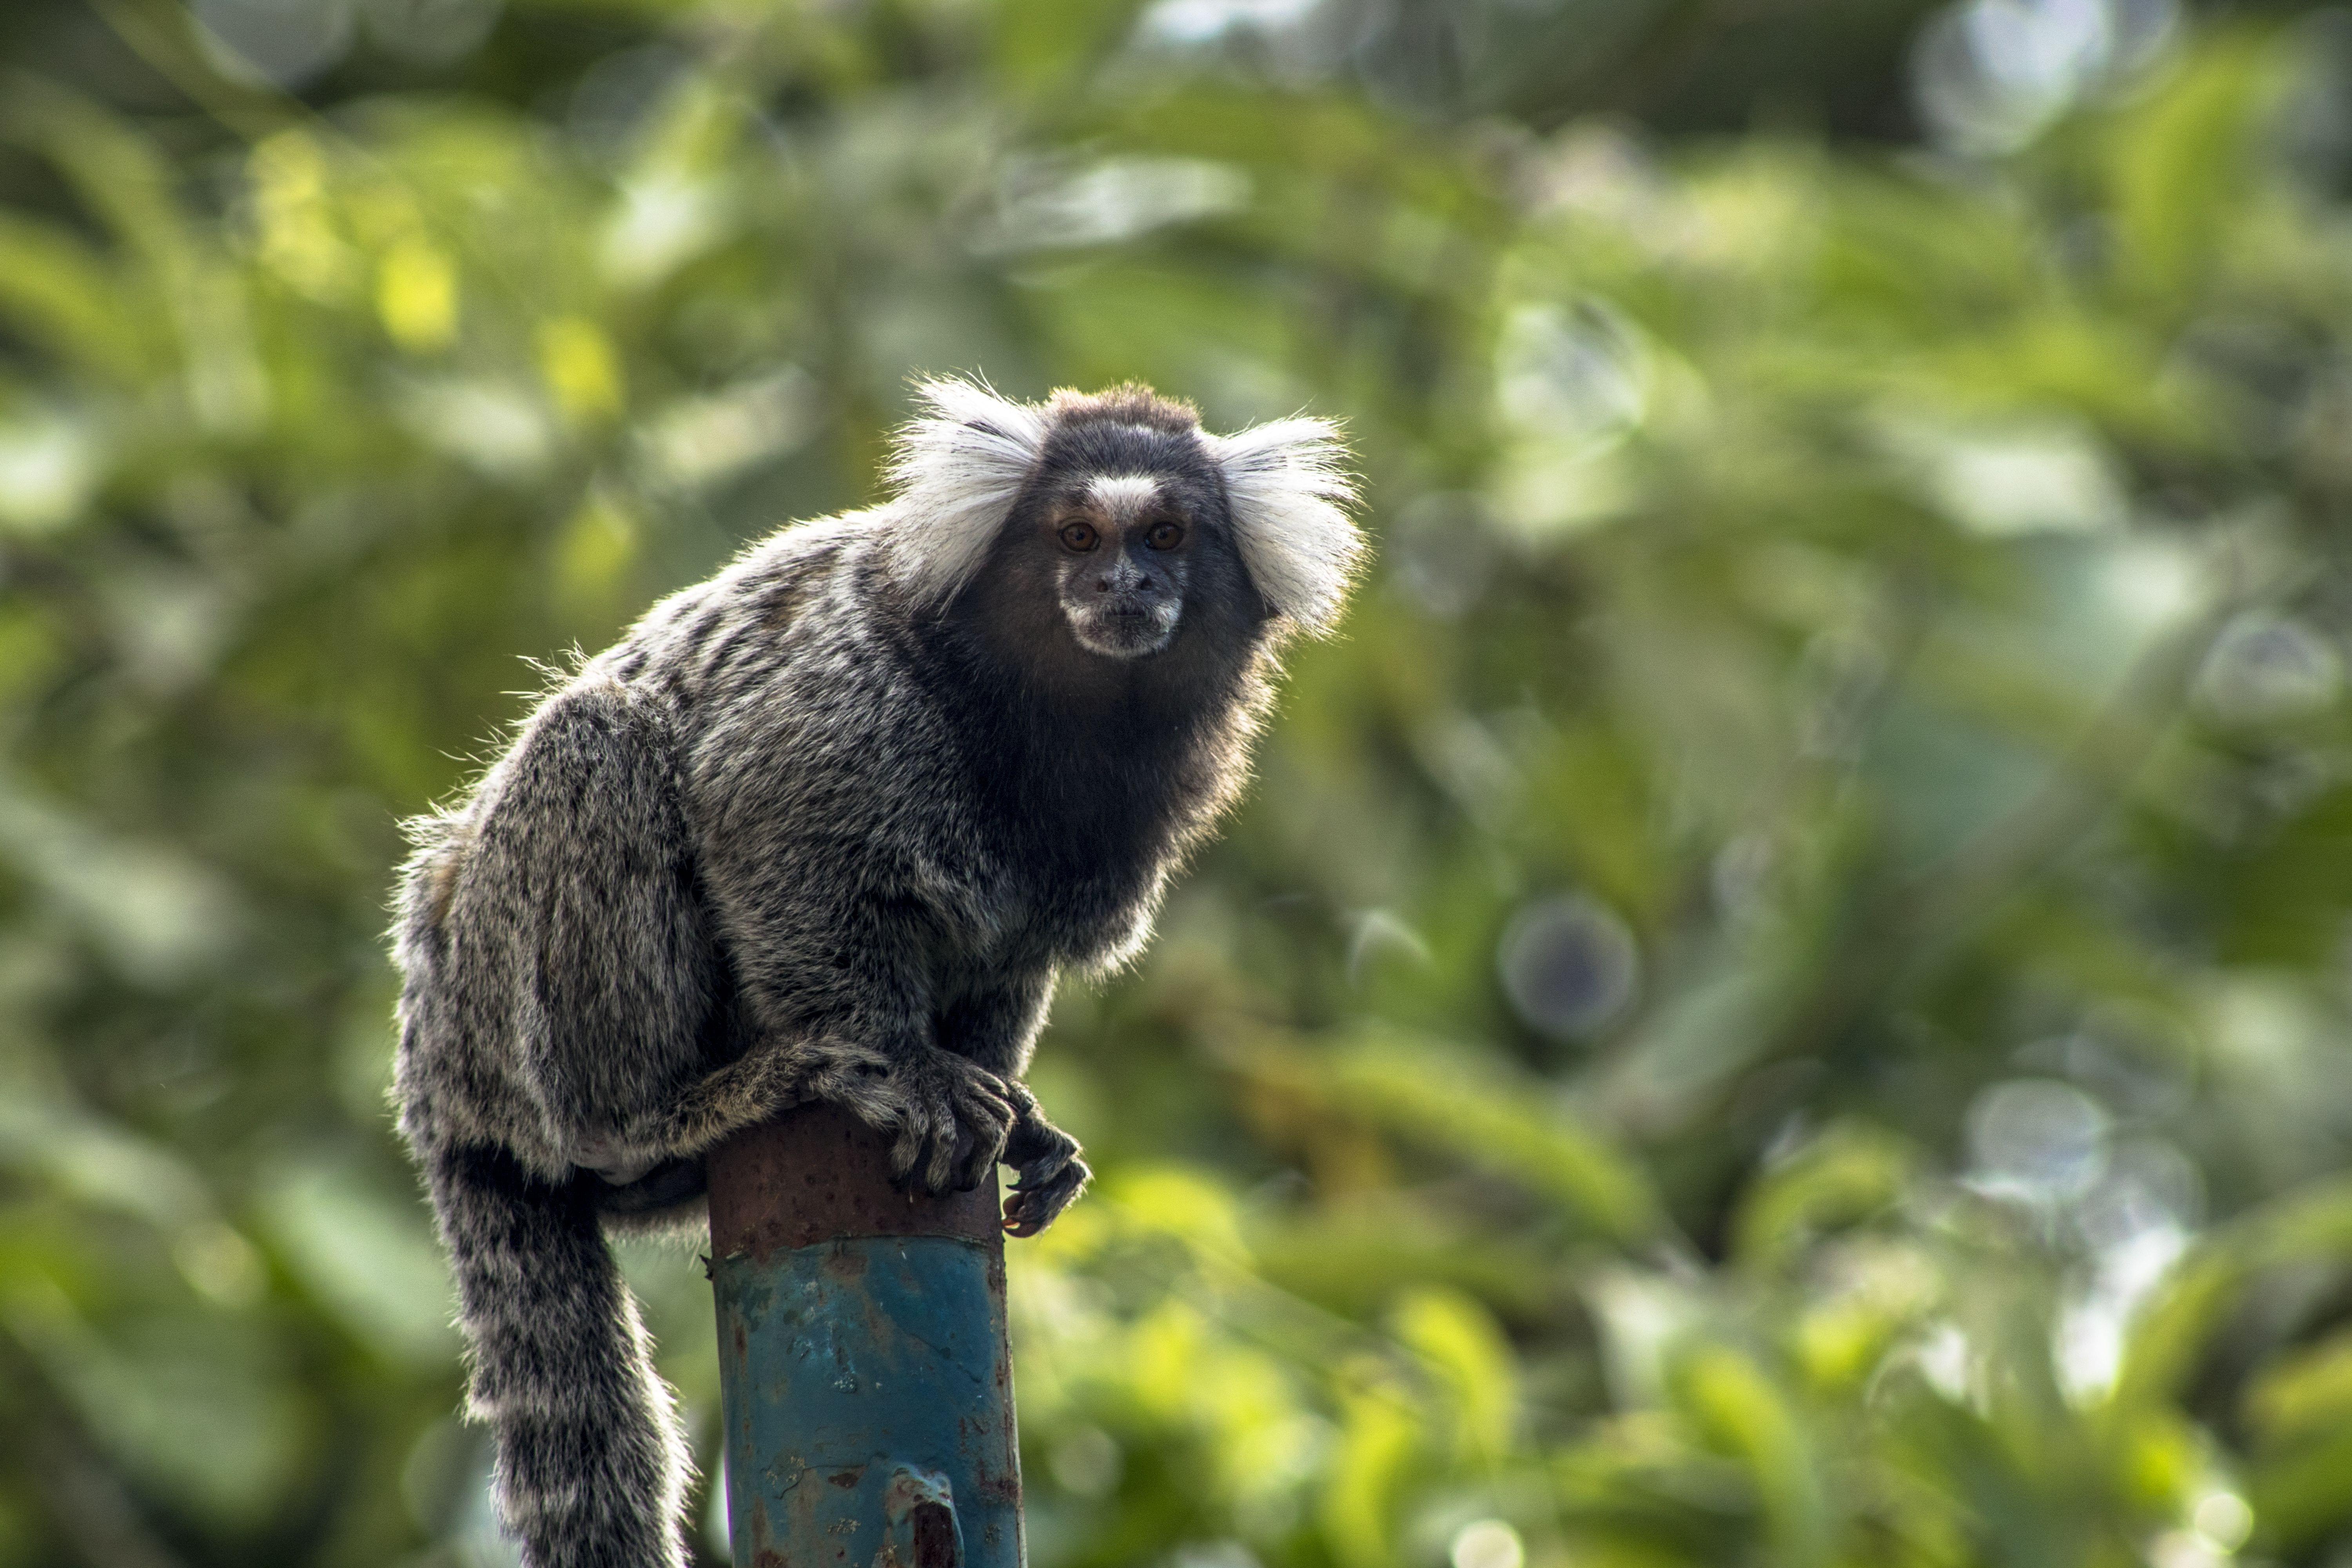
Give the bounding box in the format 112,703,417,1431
707,1104,1024,1568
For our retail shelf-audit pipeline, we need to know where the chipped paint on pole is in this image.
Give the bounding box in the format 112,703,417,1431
708,1104,1024,1567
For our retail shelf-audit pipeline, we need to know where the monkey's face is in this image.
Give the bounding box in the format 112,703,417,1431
953,401,1270,685
1045,474,1196,659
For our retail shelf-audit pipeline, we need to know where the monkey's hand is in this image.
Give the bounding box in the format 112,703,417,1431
825,1044,1015,1196
1000,1088,1091,1238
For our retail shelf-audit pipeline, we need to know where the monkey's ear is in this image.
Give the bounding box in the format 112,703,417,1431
1206,416,1365,635
886,376,1050,610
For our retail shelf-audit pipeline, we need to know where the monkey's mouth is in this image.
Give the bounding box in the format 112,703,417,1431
1063,595,1180,659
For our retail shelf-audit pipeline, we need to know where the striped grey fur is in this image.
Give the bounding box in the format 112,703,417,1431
388,380,1362,1568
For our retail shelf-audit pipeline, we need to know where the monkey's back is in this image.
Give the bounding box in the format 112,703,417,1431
387,521,834,1142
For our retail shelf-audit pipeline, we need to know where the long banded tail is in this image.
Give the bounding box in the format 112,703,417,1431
427,1142,692,1568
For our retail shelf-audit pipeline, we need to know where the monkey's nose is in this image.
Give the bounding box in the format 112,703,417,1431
1094,557,1154,597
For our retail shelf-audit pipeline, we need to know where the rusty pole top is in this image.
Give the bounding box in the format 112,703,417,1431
706,1102,1005,1260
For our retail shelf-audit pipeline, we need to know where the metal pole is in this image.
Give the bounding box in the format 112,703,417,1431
707,1104,1024,1568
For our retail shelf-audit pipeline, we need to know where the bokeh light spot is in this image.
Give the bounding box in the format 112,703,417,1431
1498,894,1639,1041
1450,1519,1524,1568
1966,1079,2110,1200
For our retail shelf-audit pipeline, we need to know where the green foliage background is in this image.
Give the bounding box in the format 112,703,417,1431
5,1,2352,1565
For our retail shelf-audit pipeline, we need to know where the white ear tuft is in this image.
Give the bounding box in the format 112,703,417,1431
885,376,1050,609
1206,415,1364,635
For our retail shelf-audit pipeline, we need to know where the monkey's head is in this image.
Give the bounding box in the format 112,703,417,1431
884,378,1363,674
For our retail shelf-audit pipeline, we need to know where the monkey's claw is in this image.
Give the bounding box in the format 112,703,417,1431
1004,1151,1090,1238
871,1048,1014,1197
1000,1107,1089,1237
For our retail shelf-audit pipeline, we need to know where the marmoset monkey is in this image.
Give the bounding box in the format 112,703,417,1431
389,378,1362,1568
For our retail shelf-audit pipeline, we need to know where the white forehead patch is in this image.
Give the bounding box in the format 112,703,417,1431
1086,474,1161,519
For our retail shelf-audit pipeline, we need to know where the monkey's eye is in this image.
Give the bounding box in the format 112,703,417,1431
1058,522,1100,552
1145,521,1185,551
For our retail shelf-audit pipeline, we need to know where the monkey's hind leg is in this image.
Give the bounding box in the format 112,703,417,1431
474,673,731,1163
427,1140,691,1568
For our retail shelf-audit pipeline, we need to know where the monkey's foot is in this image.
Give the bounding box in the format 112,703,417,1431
572,1135,659,1185
828,1045,1014,1196
592,1156,708,1218
1002,1112,1090,1238
627,1040,839,1161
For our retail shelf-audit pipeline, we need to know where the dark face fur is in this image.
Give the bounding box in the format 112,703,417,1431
958,395,1267,689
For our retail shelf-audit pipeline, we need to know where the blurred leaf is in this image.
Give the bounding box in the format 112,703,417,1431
1390,1286,1517,1461
2106,35,2285,310
252,1155,459,1367
1238,1028,1667,1246
377,237,459,354
1322,1377,1417,1568
1733,1124,1913,1275
0,214,145,380
1671,1345,1829,1568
